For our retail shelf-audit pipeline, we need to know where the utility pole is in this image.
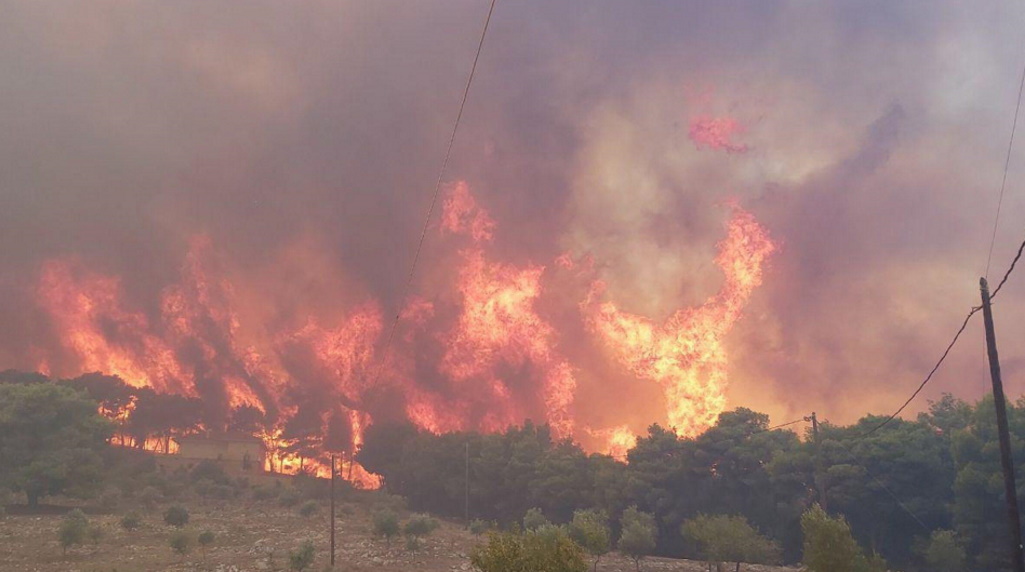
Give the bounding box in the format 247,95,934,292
464,442,470,528
330,454,336,568
804,412,827,511
980,277,1025,572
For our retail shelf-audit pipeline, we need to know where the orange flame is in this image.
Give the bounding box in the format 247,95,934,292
585,206,775,439
33,182,773,470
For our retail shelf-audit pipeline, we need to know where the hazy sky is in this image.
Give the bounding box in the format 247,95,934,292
3,1,1025,427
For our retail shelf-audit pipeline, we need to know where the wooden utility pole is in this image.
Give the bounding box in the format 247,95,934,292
980,276,1025,572
805,412,828,511
330,454,336,568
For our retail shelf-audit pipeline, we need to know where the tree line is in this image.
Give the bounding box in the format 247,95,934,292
0,369,353,467
357,395,1024,571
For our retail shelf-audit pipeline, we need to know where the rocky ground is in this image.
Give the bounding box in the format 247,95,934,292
0,497,796,572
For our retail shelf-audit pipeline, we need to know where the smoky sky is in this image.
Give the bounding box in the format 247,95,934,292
3,0,1025,427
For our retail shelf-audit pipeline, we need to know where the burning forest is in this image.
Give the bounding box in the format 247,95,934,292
27,182,774,482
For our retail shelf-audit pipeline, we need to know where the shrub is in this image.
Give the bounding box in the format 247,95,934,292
170,529,193,557
298,500,321,517
289,540,316,571
618,506,656,572
470,519,490,536
404,513,440,538
801,504,885,572
681,514,781,569
568,509,610,570
164,505,190,527
87,524,104,545
523,507,550,531
918,530,967,572
58,509,89,555
97,487,121,512
198,530,215,555
471,528,587,572
120,511,142,531
372,509,401,547
405,534,422,552
253,485,278,501
139,486,163,511
278,487,302,507
190,459,230,485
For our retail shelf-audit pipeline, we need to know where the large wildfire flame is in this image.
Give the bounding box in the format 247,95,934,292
32,182,773,478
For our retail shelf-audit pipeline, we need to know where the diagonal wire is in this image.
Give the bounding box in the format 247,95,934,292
366,0,498,391
987,54,1025,279
857,305,981,438
831,437,931,532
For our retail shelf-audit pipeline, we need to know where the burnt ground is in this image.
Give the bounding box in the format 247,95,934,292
0,496,797,572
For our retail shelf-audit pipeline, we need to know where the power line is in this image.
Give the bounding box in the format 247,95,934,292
368,0,498,388
857,306,981,438
986,54,1025,279
831,437,931,532
992,233,1025,299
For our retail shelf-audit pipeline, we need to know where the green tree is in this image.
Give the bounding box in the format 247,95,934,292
298,500,320,517
288,540,315,571
471,528,587,572
198,530,215,557
120,511,142,531
164,504,189,527
404,512,440,539
0,383,112,506
801,504,885,572
681,514,780,571
58,509,89,555
918,529,967,572
568,508,610,571
169,529,193,558
372,509,400,547
523,507,551,531
618,506,656,572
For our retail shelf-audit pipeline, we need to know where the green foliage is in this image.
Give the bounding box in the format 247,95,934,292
139,485,163,511
198,530,215,552
568,508,610,568
470,518,490,536
279,486,302,507
404,512,440,538
97,486,121,512
252,484,279,501
471,528,588,572
169,529,193,557
681,514,780,568
918,529,967,572
164,504,190,527
58,509,89,555
190,459,231,485
298,500,320,517
372,509,401,546
120,511,142,531
288,540,316,571
801,505,885,572
523,507,550,531
87,524,104,545
0,383,113,506
618,506,656,571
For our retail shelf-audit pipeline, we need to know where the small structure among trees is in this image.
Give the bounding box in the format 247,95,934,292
161,432,267,476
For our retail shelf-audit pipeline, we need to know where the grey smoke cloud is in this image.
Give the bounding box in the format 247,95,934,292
2,0,1025,427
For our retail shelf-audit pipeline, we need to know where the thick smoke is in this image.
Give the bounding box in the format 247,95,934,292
3,0,1025,441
